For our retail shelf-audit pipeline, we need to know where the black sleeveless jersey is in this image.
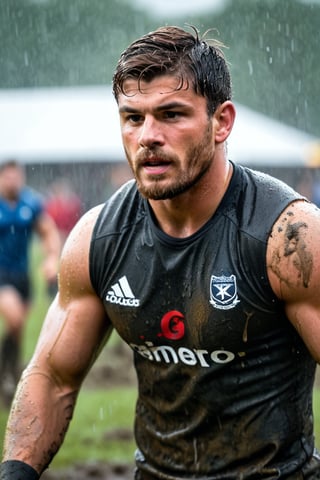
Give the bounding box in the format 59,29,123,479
90,162,320,479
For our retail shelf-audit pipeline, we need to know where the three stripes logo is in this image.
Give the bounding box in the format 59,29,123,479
106,275,140,307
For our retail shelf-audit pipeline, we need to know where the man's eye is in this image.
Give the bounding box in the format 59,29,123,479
165,111,179,119
128,114,142,123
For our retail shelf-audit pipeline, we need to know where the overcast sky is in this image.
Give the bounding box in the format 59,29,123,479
134,0,229,17
134,0,319,17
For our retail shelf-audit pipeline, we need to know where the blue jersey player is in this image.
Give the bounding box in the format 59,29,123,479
0,160,61,405
1,27,320,480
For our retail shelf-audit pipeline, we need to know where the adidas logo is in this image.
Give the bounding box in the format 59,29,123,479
106,275,140,307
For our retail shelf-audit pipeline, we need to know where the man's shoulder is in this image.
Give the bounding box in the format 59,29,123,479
94,179,144,235
108,178,138,200
234,163,302,207
238,163,297,194
230,163,303,242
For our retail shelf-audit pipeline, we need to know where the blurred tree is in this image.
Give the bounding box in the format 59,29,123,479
0,0,319,137
0,0,155,87
194,0,320,136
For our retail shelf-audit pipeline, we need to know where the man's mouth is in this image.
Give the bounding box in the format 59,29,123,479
142,157,171,175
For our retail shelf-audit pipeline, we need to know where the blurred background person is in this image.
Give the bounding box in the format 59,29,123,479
45,178,82,298
45,178,83,245
0,160,61,406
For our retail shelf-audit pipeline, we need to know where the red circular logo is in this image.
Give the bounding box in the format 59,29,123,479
159,310,185,340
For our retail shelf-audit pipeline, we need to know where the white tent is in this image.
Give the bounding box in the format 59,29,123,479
0,86,122,163
0,86,316,166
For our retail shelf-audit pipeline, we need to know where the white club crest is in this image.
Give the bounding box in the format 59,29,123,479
210,274,240,310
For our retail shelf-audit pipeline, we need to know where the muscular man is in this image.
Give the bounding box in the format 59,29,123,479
1,27,320,479
0,160,61,405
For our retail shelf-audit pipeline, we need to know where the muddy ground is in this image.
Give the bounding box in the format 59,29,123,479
42,462,135,480
42,340,137,479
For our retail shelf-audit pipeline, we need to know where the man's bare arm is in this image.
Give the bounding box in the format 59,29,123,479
267,199,320,363
2,205,112,475
35,211,62,284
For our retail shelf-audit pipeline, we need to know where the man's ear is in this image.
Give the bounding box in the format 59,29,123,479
214,101,236,144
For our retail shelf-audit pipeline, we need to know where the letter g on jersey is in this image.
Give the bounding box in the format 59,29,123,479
158,310,185,340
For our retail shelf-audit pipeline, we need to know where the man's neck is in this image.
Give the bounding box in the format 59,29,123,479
148,159,233,238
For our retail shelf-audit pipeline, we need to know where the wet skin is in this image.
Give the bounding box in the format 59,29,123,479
3,75,320,476
117,75,235,238
267,200,320,362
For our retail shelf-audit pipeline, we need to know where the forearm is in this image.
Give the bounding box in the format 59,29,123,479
2,367,78,475
41,236,61,283
37,215,62,283
43,233,61,262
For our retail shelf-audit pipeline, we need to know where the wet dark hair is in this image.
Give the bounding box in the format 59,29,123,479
112,25,232,116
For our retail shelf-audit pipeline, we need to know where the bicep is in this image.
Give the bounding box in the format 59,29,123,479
31,205,112,386
285,301,320,364
267,200,320,363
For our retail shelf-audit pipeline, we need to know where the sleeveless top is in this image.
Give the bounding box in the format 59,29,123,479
90,162,320,479
0,187,43,273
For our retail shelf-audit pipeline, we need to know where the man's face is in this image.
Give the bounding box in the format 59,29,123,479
118,75,216,200
0,165,25,201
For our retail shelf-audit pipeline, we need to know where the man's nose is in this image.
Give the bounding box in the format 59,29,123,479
138,116,164,148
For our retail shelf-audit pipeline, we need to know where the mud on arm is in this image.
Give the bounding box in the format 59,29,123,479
267,200,320,364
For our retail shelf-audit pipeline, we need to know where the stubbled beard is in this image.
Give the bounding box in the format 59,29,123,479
137,161,211,200
129,123,214,200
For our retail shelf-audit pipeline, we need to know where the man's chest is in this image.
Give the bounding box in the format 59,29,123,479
100,237,277,357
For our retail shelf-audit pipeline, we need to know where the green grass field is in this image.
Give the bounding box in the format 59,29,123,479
0,241,138,469
0,241,320,471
